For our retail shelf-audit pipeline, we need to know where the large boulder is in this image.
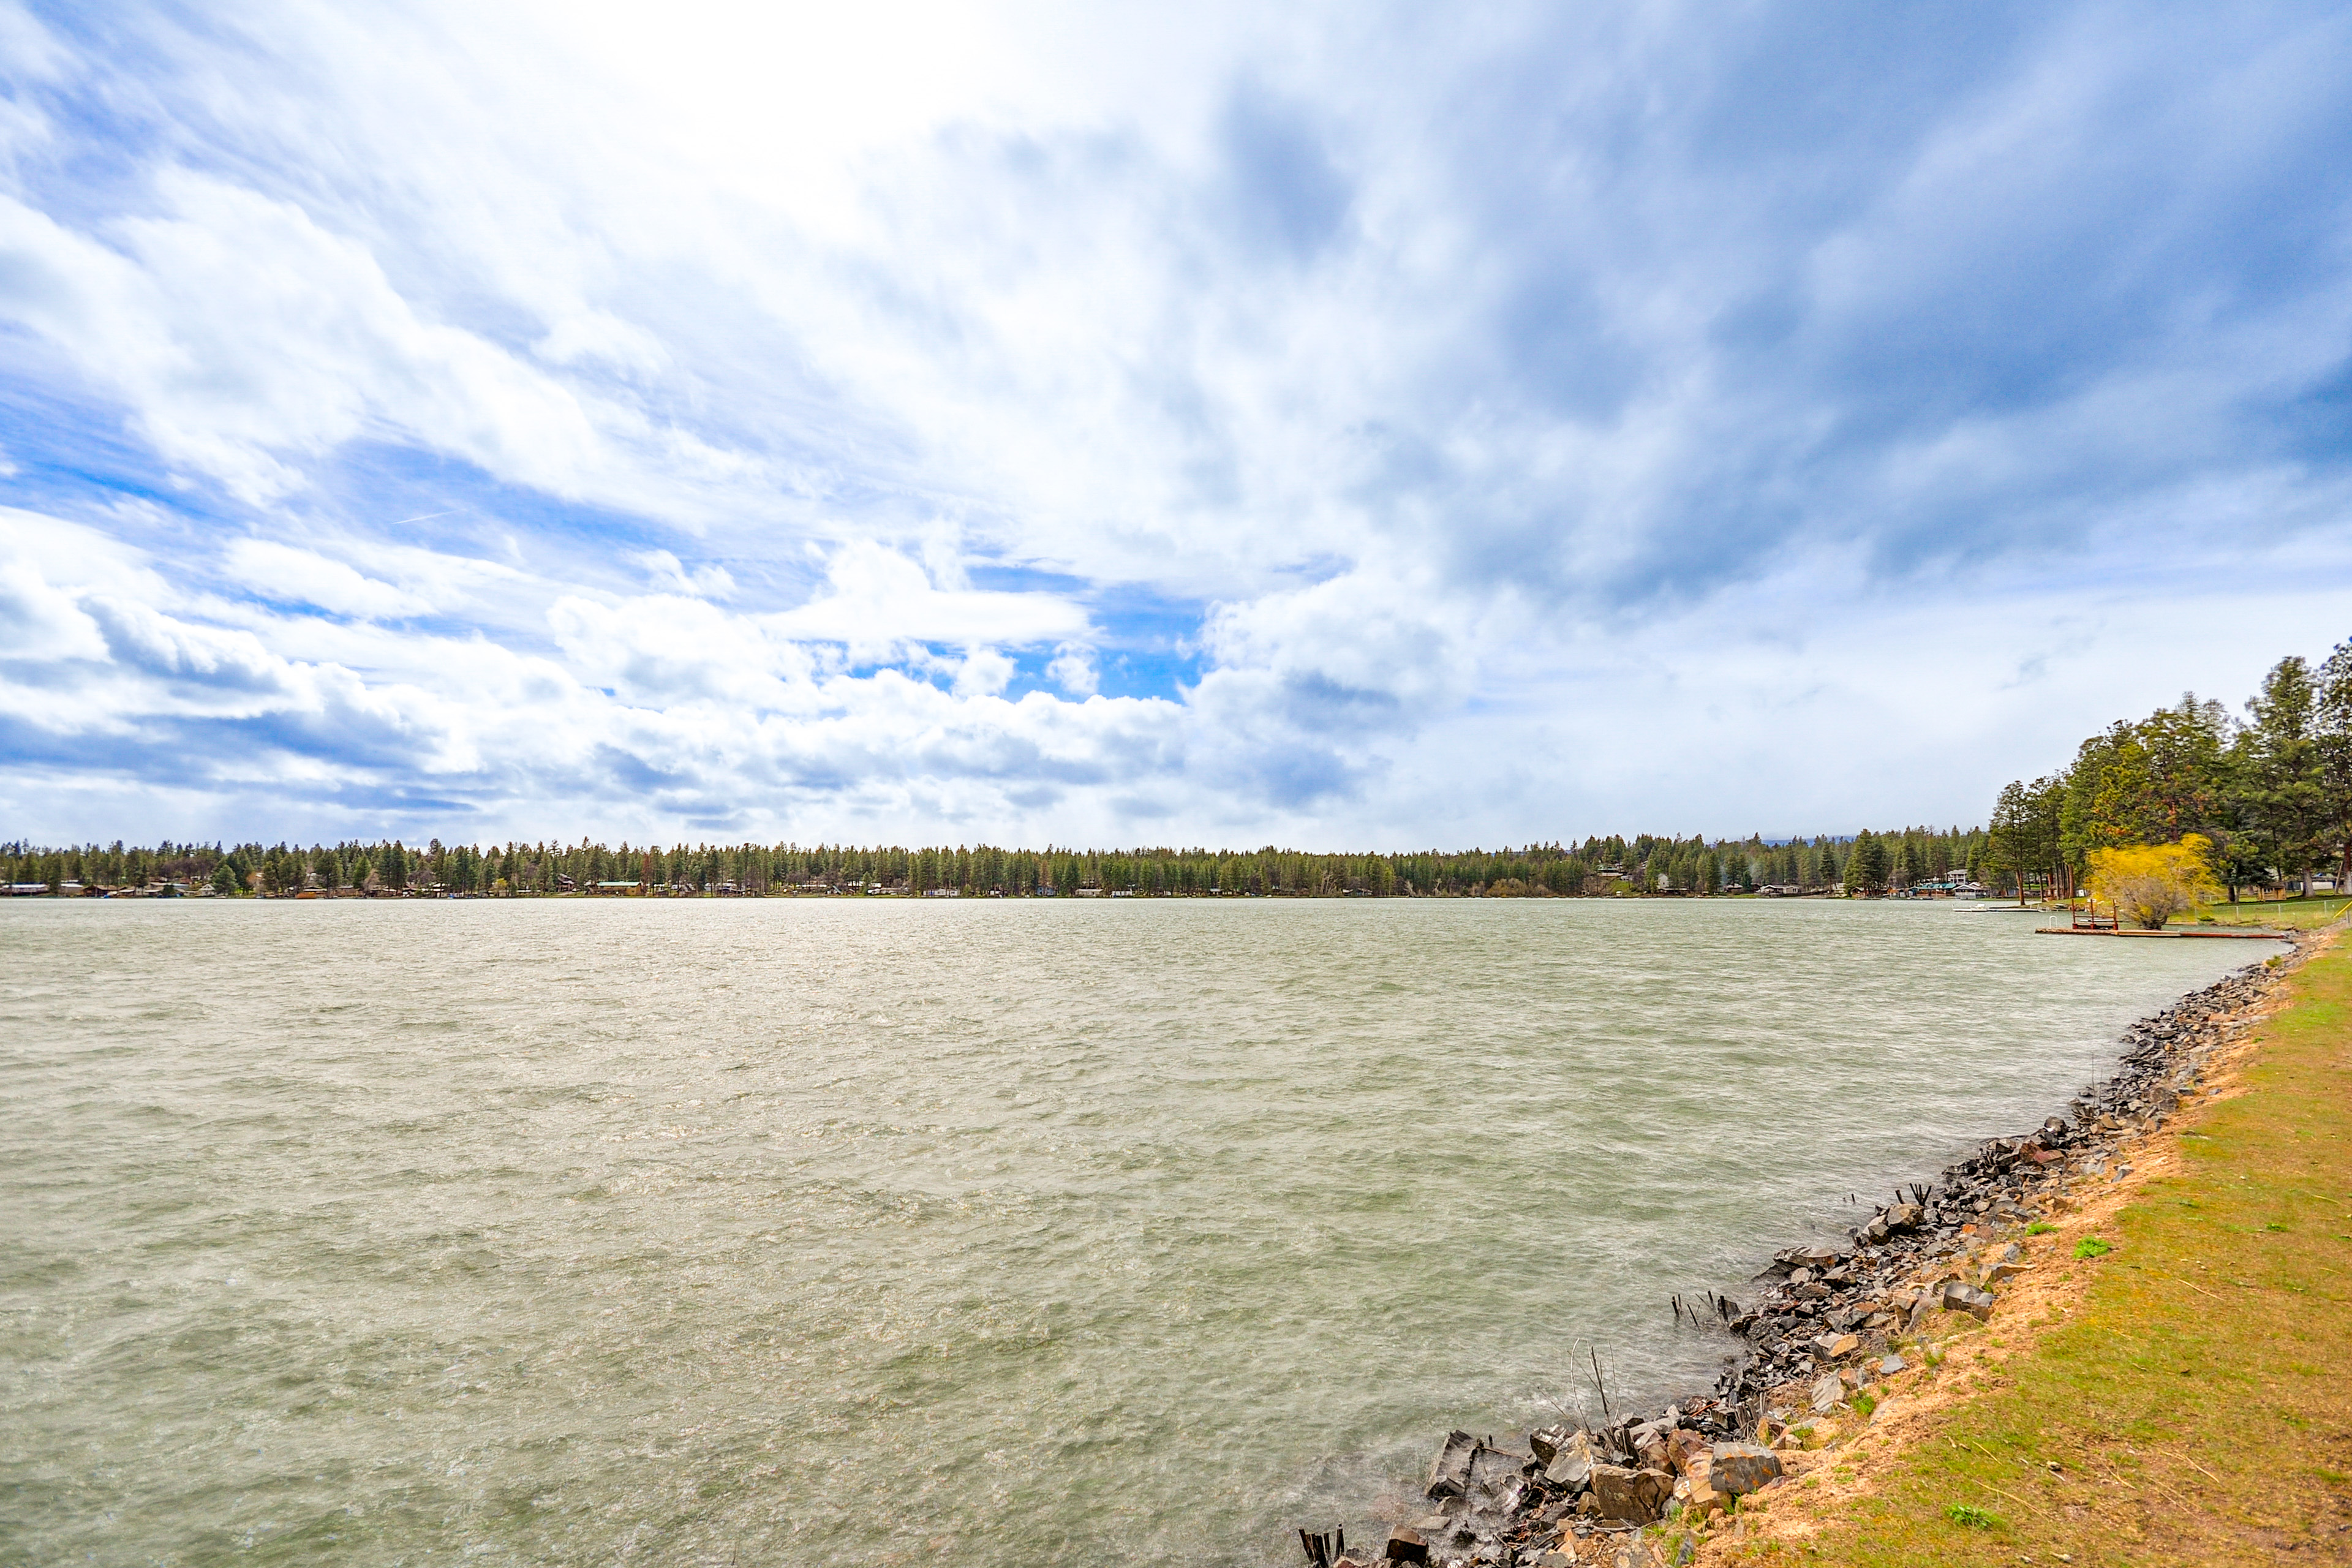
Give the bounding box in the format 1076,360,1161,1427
1542,1431,1596,1490
1678,1459,1730,1520
1940,1280,1996,1319
1706,1442,1783,1496
1588,1464,1675,1523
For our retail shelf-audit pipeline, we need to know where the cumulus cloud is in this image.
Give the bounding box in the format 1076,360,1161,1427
769,541,1092,660
1046,642,1099,697
952,647,1017,697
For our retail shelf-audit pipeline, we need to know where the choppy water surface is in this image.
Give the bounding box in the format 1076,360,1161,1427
0,899,2271,1564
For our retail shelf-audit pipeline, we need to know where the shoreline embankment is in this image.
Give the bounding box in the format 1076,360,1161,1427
1319,929,2320,1568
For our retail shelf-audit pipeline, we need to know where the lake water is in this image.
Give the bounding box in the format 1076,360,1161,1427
0,898,2271,1565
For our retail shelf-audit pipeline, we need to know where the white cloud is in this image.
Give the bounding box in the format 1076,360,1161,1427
0,556,105,661
631,549,736,600
1046,642,1098,697
952,647,1016,696
0,178,611,503
548,592,820,709
535,309,672,374
223,540,421,619
770,541,1091,659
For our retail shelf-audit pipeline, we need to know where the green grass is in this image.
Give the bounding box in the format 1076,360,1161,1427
1721,929,2352,1566
2200,894,2350,930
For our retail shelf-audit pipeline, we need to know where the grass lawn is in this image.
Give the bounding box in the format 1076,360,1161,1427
2203,894,2351,931
1714,926,2352,1566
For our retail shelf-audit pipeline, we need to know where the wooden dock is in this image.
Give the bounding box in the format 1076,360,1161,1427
2034,925,2291,939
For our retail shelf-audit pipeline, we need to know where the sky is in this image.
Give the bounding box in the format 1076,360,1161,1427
2,1,2351,850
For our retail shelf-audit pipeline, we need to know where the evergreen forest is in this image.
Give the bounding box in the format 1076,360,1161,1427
1985,637,2352,904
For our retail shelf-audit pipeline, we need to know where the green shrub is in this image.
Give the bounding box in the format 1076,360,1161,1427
1945,1503,2000,1529
2073,1237,2113,1259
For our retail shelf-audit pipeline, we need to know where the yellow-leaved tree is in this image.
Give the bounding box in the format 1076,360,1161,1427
2084,834,2222,930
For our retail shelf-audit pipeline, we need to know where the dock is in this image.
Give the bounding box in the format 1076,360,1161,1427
2034,926,2292,940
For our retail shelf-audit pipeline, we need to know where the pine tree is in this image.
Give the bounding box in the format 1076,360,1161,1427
1846,831,1890,895
2242,657,2328,895
2313,637,2352,892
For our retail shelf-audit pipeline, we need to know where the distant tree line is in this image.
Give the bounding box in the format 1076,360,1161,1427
1986,636,2352,903
2,827,1997,899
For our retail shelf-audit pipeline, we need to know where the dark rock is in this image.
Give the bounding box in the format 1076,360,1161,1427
1939,1281,1996,1318
1707,1442,1783,1495
1382,1530,1430,1566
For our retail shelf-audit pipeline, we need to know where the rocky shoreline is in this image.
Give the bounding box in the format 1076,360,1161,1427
1307,941,2301,1568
